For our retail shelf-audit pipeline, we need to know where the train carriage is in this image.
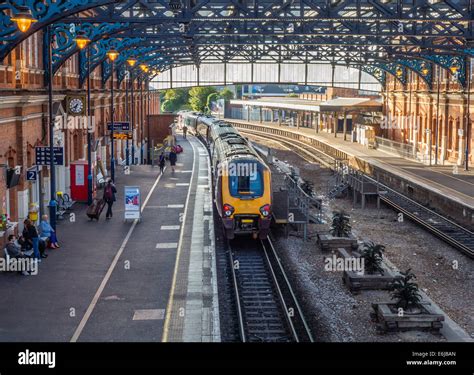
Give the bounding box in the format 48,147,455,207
178,111,272,239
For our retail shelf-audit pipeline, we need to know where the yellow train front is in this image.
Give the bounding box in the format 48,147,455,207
178,112,272,239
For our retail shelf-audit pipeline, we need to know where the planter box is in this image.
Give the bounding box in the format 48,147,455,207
371,302,444,332
317,233,358,252
343,262,401,292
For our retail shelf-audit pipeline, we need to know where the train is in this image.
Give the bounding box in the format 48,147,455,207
177,111,272,239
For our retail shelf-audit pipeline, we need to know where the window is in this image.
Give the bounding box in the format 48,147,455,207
228,161,264,198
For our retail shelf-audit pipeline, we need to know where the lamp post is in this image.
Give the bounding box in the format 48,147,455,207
139,64,148,164
12,10,64,231
74,31,92,204
127,58,137,166
107,49,119,182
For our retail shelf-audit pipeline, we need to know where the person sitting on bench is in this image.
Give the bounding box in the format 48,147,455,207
40,215,60,249
5,235,30,275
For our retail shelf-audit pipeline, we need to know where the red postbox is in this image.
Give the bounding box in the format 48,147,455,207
70,160,90,202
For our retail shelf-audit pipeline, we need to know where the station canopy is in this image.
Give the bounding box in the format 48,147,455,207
1,0,473,90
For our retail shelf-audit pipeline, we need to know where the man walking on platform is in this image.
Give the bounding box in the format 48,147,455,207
104,179,117,219
182,125,187,139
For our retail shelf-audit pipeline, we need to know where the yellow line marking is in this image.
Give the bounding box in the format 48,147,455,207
161,138,197,342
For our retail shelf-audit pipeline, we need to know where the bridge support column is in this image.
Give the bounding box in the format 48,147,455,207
278,110,282,126
343,112,348,141
334,112,338,137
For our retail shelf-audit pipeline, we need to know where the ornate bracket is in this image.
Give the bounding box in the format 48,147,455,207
51,22,128,75
359,65,386,87
394,59,433,88
422,54,466,87
79,37,143,85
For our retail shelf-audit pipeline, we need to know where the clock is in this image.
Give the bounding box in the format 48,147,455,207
66,95,86,116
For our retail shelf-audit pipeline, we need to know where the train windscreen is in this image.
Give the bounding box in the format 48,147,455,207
228,161,263,198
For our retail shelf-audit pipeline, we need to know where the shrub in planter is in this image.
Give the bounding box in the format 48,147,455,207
388,268,422,312
330,210,352,238
360,241,385,275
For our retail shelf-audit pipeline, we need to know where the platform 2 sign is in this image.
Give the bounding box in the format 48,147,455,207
26,168,37,181
124,186,141,221
107,122,130,131
35,147,64,166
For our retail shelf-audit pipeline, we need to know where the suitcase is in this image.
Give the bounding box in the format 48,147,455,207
86,198,106,221
175,144,183,153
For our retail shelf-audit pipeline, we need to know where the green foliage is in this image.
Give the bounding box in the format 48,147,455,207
206,92,220,112
330,210,352,238
389,269,422,310
219,87,234,101
160,88,189,113
161,100,174,113
287,93,299,98
188,86,218,112
360,241,385,275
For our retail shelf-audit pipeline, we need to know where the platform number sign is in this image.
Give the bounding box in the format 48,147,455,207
26,170,37,181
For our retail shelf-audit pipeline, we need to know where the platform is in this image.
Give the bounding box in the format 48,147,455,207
0,135,219,342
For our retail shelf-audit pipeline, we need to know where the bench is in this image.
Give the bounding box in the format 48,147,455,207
3,248,13,270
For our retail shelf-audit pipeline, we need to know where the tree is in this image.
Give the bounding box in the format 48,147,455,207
389,269,422,310
361,241,385,275
219,87,234,101
330,210,352,237
188,86,218,112
161,99,174,113
206,92,220,113
160,88,189,113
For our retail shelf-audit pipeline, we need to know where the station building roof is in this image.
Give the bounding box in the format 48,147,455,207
318,97,383,113
230,96,382,114
230,98,321,112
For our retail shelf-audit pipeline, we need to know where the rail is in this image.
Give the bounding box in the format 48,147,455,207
228,237,314,342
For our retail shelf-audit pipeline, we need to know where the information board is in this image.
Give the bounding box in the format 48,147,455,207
35,147,64,166
124,186,141,221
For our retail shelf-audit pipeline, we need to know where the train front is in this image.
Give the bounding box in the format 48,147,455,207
218,158,272,240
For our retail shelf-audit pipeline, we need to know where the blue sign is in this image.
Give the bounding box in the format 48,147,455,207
26,169,37,181
107,122,130,131
35,147,64,166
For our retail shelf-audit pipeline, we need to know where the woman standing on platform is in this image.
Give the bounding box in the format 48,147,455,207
169,147,177,173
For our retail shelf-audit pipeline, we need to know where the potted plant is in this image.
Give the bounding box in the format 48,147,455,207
361,241,385,275
318,210,357,251
330,210,351,237
342,242,400,292
388,268,422,313
372,269,444,332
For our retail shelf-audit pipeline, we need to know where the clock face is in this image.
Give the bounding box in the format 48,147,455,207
69,98,84,114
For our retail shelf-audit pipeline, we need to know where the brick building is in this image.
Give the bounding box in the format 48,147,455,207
383,64,473,166
0,29,160,237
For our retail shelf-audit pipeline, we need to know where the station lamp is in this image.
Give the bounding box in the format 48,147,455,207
139,64,149,73
421,63,429,76
127,58,137,67
449,64,459,75
107,48,119,62
10,6,37,33
74,31,91,50
395,66,403,78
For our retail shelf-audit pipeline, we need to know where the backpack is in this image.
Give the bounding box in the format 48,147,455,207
104,185,113,200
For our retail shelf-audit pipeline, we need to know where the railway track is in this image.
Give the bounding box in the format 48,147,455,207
228,237,313,342
375,185,474,257
235,123,474,258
